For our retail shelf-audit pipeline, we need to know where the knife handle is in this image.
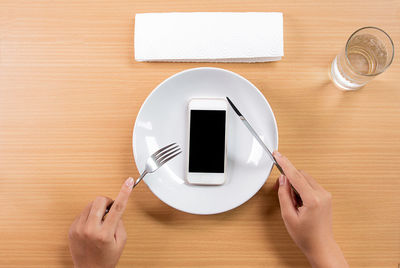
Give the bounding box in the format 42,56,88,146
291,186,303,207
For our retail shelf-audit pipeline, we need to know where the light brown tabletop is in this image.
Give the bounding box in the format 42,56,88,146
0,0,399,267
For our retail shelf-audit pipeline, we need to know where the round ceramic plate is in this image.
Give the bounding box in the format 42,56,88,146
132,67,278,215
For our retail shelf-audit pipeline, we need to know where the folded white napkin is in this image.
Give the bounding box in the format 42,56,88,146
134,12,283,62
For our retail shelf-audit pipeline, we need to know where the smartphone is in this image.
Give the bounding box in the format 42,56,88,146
186,98,228,185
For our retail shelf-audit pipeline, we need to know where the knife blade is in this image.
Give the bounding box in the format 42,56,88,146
226,97,303,206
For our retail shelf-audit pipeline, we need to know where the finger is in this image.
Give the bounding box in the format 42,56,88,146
68,214,80,236
87,196,113,227
78,201,93,226
115,220,127,246
104,177,134,231
299,170,323,191
277,175,298,222
273,152,314,202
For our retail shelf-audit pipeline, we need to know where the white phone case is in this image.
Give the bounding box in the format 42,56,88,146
186,98,228,185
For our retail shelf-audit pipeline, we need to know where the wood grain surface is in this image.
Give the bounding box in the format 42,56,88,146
0,0,399,267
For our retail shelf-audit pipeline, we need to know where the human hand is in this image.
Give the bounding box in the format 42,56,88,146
68,177,134,268
273,152,348,268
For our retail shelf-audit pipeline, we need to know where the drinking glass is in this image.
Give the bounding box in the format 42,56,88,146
330,27,394,90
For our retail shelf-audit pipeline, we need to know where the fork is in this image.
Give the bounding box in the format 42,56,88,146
133,142,182,189
103,143,182,217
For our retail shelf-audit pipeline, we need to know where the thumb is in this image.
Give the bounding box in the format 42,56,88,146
277,175,297,221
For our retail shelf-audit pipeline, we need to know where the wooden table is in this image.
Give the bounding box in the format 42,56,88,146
1,1,399,267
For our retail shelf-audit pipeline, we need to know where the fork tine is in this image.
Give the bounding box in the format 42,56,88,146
155,145,179,161
157,147,180,162
152,143,176,157
159,151,182,166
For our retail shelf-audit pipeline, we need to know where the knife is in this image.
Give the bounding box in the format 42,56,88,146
226,97,303,206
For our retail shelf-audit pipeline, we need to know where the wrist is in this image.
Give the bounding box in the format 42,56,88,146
75,265,115,268
304,239,348,268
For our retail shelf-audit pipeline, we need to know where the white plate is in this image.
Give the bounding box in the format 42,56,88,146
132,67,278,215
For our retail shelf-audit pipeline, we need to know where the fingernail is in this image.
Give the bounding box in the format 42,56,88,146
125,177,134,189
274,151,282,157
279,175,286,186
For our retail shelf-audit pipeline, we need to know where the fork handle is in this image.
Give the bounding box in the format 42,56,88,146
132,170,148,189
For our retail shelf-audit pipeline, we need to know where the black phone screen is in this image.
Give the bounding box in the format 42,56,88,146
189,110,226,173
